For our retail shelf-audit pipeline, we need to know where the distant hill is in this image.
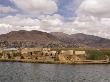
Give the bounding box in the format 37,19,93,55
51,32,110,48
70,33,110,48
0,30,63,48
0,30,110,48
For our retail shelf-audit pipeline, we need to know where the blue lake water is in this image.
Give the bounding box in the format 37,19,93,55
0,62,109,82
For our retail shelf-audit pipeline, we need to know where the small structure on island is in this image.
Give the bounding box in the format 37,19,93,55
49,51,57,57
74,51,86,61
75,51,86,55
59,50,74,62
42,48,51,51
49,51,58,61
0,49,3,53
21,48,42,54
20,48,54,61
0,49,3,58
2,48,20,59
40,50,57,61
59,50,87,62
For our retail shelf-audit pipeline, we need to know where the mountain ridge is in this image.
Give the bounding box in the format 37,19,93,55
0,30,110,48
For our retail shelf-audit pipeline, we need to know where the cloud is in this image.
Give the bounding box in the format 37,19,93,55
0,23,40,34
62,0,110,39
0,15,40,26
0,14,63,33
1,0,110,39
10,0,58,15
77,0,110,18
0,5,17,13
0,15,40,33
73,0,110,38
39,14,63,31
0,24,13,34
1,14,110,39
0,14,77,35
68,15,110,39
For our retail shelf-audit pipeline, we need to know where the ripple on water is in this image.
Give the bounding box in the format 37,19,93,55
0,63,109,82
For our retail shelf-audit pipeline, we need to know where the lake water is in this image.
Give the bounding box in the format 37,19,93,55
0,62,109,82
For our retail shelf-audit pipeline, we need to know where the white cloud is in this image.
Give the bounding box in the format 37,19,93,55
61,0,110,39
0,23,40,34
0,15,41,33
1,14,110,39
0,14,63,33
10,0,58,15
0,24,14,34
77,0,110,18
69,16,110,39
74,0,110,38
0,5,17,13
1,0,110,39
0,15,40,26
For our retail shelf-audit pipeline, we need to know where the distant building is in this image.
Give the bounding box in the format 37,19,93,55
59,50,74,62
59,50,87,62
2,48,20,59
75,51,86,55
49,51,57,57
42,48,51,51
0,49,3,53
61,50,73,55
4,48,18,51
22,54,32,59
2,54,9,59
21,48,42,54
74,51,86,61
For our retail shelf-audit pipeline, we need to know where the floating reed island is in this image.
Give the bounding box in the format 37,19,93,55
0,48,110,64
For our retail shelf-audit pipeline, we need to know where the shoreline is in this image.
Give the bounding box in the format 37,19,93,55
0,59,109,64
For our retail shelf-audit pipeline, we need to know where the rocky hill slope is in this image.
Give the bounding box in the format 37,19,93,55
0,30,110,48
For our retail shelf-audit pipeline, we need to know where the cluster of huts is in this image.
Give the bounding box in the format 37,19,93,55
0,48,87,62
59,50,86,62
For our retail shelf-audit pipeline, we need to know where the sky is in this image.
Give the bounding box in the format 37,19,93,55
0,0,110,39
